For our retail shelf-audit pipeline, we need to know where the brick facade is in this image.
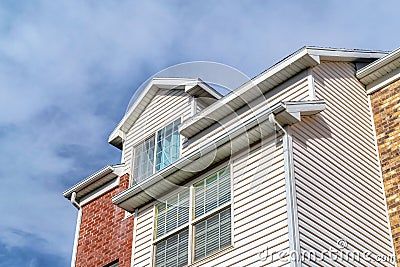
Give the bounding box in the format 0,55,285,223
75,173,134,267
370,79,400,264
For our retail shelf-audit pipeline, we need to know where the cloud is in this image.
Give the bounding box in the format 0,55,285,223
0,0,398,265
0,234,67,267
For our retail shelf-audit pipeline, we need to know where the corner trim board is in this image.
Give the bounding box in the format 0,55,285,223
283,125,301,267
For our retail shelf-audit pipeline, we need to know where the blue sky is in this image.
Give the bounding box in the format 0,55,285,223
0,1,398,266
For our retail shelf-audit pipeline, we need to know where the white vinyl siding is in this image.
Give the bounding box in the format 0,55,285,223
131,74,308,266
131,137,289,267
292,62,394,266
183,72,310,155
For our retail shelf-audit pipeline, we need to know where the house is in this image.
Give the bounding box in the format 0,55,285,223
63,46,399,267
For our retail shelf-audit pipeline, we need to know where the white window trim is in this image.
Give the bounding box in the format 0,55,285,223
151,164,233,266
130,116,183,186
154,116,182,172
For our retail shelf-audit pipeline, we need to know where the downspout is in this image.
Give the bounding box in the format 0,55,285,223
269,114,301,267
70,192,82,267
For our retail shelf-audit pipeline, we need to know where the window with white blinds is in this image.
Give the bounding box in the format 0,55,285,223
153,166,232,266
155,190,189,239
155,229,188,267
132,118,181,184
194,207,231,261
194,168,231,218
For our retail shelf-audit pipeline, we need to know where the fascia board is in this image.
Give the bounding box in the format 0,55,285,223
63,164,125,200
63,165,114,199
306,47,388,62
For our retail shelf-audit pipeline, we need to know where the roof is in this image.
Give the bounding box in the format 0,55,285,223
63,164,124,201
356,47,400,93
180,46,387,138
108,78,222,149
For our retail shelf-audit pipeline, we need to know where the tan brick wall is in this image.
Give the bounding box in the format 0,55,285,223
75,173,134,267
371,79,400,264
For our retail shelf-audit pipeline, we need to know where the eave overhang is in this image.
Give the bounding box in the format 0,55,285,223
63,164,124,201
179,47,386,139
356,47,400,93
108,78,222,149
112,99,326,212
357,47,400,85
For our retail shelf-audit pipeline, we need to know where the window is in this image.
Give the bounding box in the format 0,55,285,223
194,207,231,261
132,118,181,184
154,167,232,266
132,137,155,183
156,118,181,171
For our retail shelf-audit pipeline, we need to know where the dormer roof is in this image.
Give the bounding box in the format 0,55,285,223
108,78,222,149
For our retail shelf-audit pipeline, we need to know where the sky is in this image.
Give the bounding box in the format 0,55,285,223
0,1,398,266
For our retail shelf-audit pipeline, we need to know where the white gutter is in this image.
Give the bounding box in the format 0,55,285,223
269,114,301,267
70,192,82,267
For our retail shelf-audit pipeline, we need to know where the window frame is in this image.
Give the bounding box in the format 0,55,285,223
155,117,182,172
152,164,234,266
130,116,183,186
131,135,156,184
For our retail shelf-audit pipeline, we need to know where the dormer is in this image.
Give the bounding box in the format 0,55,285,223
109,77,221,184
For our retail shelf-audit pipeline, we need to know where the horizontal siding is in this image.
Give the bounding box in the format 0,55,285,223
132,137,290,267
123,89,191,175
194,138,289,267
133,208,154,266
129,75,318,266
292,62,394,266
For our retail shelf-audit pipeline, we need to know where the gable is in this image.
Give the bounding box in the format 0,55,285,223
121,88,192,175
108,78,221,149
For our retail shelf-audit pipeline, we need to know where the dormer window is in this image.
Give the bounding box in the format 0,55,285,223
132,118,181,184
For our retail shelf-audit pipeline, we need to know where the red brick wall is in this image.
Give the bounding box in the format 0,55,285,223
75,173,134,267
370,79,400,264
